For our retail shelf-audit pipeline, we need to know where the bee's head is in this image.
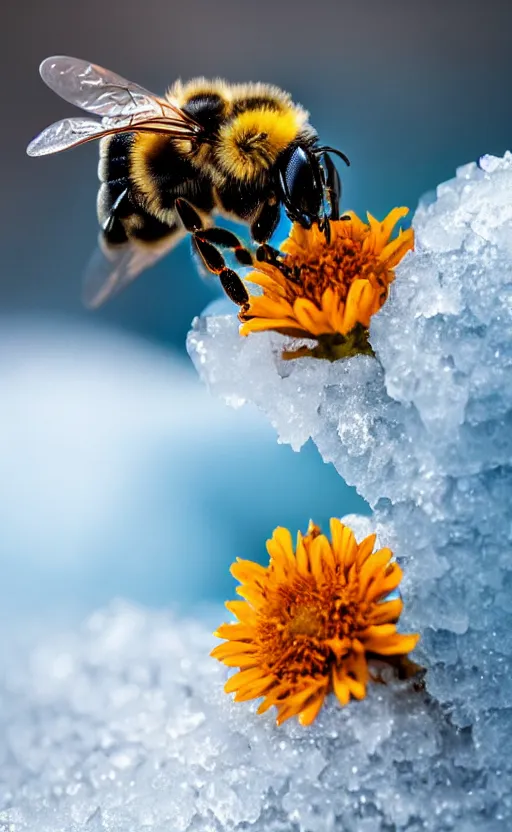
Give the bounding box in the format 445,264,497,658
278,143,350,231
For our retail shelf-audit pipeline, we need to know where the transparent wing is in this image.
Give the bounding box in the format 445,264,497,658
27,117,107,156
28,56,201,157
27,112,198,157
39,56,199,127
82,232,184,309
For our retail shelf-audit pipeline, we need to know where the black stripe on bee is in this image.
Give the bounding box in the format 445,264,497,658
99,133,134,183
231,97,282,116
181,93,226,131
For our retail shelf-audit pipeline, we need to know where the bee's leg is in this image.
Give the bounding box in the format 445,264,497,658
193,236,250,307
316,149,350,227
249,200,304,282
260,248,302,284
175,198,249,307
322,152,341,221
255,244,283,265
194,227,255,267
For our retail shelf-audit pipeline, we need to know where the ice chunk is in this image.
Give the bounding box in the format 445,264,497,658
188,153,512,825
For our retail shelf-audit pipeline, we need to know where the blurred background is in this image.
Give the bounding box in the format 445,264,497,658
1,0,511,615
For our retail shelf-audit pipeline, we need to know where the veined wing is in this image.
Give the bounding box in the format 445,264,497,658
27,117,110,156
38,56,200,127
27,114,199,157
27,56,202,157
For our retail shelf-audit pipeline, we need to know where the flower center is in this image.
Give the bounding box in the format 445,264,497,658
255,578,370,684
287,606,325,639
283,238,373,306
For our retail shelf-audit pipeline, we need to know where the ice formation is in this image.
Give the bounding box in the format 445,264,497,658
187,153,512,827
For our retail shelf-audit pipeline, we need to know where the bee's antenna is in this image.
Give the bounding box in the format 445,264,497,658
315,145,351,167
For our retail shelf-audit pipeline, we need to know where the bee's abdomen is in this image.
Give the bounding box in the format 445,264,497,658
97,132,214,247
97,134,135,242
97,134,169,245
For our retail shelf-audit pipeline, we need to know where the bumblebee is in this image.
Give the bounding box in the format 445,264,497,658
28,56,349,309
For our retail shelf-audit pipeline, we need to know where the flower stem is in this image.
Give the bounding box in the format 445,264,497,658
282,325,375,362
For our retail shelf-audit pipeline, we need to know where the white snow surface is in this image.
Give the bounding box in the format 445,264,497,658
187,153,512,828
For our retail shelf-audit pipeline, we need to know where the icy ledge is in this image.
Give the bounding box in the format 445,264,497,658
188,154,512,826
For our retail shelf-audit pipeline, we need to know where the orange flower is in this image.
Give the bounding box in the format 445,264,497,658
211,519,420,727
239,209,414,360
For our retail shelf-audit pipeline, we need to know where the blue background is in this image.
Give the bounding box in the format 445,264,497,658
1,0,511,613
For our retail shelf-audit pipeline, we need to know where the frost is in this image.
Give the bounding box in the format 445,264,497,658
187,153,512,828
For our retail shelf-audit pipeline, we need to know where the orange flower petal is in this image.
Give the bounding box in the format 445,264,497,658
235,584,264,606
295,532,310,576
369,598,403,625
293,298,331,336
345,676,367,700
330,520,357,569
230,558,267,585
233,676,275,701
225,600,257,626
224,666,266,694
298,693,326,726
380,228,414,269
239,317,309,337
210,640,257,660
332,668,350,706
379,206,409,242
244,295,294,319
364,631,420,656
267,527,295,567
214,623,254,641
355,533,377,566
308,534,331,584
343,279,372,333
358,548,394,597
366,563,403,602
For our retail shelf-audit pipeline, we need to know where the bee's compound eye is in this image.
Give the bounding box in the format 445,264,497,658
283,147,319,219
